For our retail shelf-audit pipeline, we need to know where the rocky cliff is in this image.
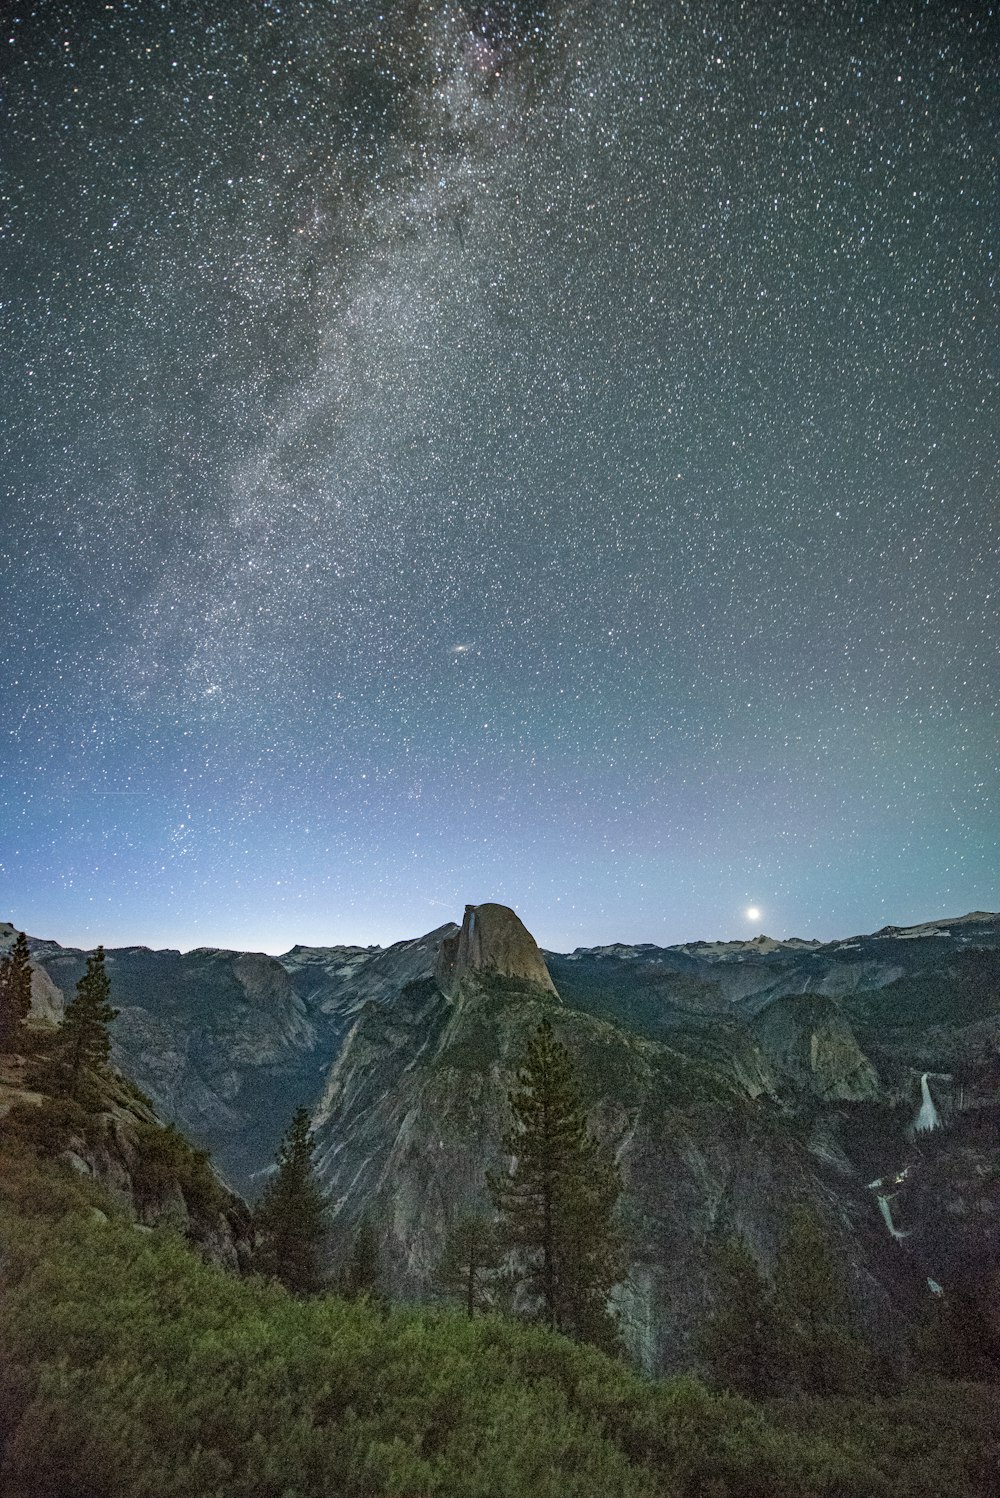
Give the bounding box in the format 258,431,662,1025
0,922,63,1022
7,925,457,1193
749,992,881,1102
309,951,909,1372
0,1048,252,1269
307,908,1000,1372
435,903,559,998
8,907,998,1373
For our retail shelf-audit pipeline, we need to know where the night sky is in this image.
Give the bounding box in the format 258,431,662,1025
1,1,996,954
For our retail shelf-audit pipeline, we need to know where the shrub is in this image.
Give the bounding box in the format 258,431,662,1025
130,1122,223,1217
2,1095,101,1158
1,1132,997,1498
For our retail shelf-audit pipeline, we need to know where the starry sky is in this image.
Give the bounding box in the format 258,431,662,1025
1,0,996,954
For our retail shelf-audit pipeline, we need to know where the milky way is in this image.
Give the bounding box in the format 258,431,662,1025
1,1,996,951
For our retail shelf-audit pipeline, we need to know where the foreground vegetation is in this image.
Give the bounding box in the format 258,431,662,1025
0,1136,997,1498
1,933,997,1495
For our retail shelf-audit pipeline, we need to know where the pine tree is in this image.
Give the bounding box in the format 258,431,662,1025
490,1017,623,1348
700,1232,778,1397
47,945,119,1104
773,1205,868,1395
434,1214,501,1318
0,931,33,1051
254,1106,329,1295
339,1215,385,1304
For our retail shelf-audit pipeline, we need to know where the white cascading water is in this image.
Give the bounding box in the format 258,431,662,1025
877,1194,909,1241
915,1072,941,1133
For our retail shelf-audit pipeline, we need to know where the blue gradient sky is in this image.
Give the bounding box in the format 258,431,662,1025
1,1,995,953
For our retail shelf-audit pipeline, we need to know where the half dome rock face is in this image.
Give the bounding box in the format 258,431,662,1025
435,903,559,999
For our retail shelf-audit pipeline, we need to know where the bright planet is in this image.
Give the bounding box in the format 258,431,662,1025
0,1,994,955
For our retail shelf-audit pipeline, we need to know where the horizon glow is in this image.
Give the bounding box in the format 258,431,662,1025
1,3,995,954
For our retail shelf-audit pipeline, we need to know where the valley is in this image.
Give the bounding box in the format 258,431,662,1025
6,904,997,1376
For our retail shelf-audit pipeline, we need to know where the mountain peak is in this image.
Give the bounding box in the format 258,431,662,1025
435,902,559,999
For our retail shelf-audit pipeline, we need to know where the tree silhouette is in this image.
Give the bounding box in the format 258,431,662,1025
434,1213,501,1318
254,1106,329,1295
490,1017,623,1349
0,931,33,1050
339,1215,385,1304
701,1232,778,1396
47,946,118,1104
773,1205,868,1394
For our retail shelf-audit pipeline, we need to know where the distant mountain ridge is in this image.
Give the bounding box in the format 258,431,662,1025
3,905,997,1373
3,907,996,1167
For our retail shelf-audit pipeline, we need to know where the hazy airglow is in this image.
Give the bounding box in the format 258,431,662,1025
0,2,995,951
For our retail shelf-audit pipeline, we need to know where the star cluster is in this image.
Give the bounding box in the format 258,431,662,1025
1,0,995,951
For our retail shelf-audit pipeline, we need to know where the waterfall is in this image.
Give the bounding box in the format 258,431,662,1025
915,1072,941,1133
877,1193,909,1241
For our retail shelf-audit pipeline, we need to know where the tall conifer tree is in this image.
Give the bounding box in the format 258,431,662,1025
773,1205,868,1394
254,1106,329,1295
701,1232,778,1396
434,1214,500,1318
339,1214,385,1304
490,1017,623,1349
48,945,118,1103
0,931,33,1050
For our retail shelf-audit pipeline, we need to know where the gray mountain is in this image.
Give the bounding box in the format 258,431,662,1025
436,902,559,998
307,908,1000,1370
4,924,457,1192
6,906,998,1370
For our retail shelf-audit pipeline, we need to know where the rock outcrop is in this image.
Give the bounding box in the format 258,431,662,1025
306,906,999,1373
12,941,328,1193
750,993,880,1102
10,904,998,1375
1,924,64,1022
309,946,899,1374
15,926,459,1192
28,962,64,1023
0,1051,252,1270
435,903,559,999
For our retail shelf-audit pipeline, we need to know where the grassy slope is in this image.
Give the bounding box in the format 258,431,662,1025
0,1136,997,1498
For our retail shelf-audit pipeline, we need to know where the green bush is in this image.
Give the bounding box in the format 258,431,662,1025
129,1122,223,1217
0,1136,105,1221
1,1095,101,1158
109,1069,156,1111
0,1134,997,1498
